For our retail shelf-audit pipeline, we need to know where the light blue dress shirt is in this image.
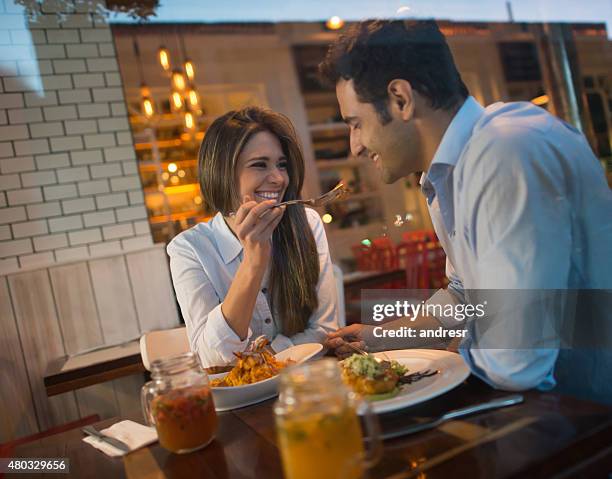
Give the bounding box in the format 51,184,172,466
421,96,612,392
167,207,339,367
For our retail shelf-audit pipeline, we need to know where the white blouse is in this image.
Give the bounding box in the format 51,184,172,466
167,207,339,367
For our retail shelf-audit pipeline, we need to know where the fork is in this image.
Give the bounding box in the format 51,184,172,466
342,340,369,356
234,182,350,219
340,336,396,361
272,181,349,208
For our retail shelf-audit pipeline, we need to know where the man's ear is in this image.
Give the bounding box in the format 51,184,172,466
388,79,414,121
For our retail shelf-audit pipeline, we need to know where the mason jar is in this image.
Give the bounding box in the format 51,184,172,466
274,359,381,479
141,352,217,454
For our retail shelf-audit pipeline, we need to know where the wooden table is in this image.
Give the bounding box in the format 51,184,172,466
12,376,612,478
44,341,145,396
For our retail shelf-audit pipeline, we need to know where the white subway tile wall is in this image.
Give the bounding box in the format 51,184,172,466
0,6,151,274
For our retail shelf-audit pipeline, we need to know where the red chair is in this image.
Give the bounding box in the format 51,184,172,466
0,414,100,459
371,236,394,249
396,242,427,289
351,243,378,271
372,249,397,272
372,237,399,270
402,229,436,244
351,239,403,288
352,237,398,272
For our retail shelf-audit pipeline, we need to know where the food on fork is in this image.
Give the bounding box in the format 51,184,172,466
210,337,293,387
205,365,234,375
340,354,407,400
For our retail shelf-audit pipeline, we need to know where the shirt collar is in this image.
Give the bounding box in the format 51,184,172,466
430,96,484,170
421,96,484,197
420,97,484,233
211,212,243,264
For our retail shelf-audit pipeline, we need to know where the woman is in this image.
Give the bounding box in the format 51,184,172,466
167,107,339,367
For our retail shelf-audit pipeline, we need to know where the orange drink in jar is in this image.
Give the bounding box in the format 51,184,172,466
142,352,218,454
276,402,364,479
274,359,381,479
151,384,217,453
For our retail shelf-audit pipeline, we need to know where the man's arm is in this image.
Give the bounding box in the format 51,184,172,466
327,235,468,356
457,126,571,390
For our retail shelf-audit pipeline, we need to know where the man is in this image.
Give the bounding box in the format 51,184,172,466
320,20,612,396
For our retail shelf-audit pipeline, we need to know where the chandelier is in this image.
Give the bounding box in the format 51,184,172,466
134,31,202,132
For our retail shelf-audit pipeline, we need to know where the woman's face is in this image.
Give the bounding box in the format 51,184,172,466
235,130,289,204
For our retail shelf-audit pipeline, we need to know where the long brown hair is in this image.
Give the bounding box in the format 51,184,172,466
198,107,319,336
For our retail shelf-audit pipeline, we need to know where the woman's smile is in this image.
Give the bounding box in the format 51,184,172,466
254,190,282,202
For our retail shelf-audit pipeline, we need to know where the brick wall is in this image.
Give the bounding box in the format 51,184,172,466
0,1,152,275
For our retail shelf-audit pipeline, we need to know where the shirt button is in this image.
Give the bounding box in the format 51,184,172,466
264,318,271,324
261,288,268,294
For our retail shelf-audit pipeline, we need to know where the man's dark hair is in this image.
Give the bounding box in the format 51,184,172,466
319,20,469,123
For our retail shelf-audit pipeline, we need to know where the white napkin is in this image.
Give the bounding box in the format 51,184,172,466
82,420,158,457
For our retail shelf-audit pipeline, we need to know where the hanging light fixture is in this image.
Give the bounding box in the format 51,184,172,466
171,91,183,110
158,46,171,72
140,82,154,117
184,59,195,81
142,97,154,117
184,111,195,130
179,30,196,82
172,69,186,91
178,30,202,117
187,87,199,108
133,37,154,118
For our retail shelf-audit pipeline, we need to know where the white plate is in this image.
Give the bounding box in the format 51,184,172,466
210,343,323,411
366,349,470,414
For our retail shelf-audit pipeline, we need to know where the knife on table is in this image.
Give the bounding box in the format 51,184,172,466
82,425,131,453
380,394,524,441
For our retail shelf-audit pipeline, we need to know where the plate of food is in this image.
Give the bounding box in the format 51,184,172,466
340,349,470,414
208,337,323,411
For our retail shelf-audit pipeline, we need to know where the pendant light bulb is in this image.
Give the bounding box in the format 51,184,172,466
158,46,170,71
142,97,154,117
172,70,186,91
171,91,183,110
184,111,195,130
184,60,195,81
187,88,199,107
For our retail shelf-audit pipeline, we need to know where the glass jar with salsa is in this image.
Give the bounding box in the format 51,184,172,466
274,359,381,479
141,352,217,454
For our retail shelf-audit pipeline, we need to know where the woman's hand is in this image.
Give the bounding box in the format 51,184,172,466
233,196,285,269
221,196,285,340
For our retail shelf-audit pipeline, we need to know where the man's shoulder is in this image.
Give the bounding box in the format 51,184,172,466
462,101,588,168
472,101,560,145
